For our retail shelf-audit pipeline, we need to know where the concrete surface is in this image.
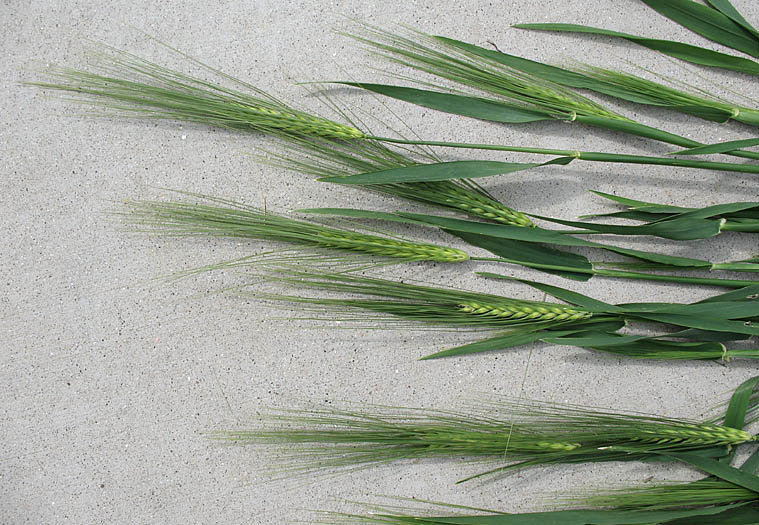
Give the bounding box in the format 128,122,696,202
3,1,759,523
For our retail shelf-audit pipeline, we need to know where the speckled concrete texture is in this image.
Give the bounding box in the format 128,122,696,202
3,1,759,523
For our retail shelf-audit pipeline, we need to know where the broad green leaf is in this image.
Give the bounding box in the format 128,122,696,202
574,115,701,149
546,319,627,333
666,504,759,524
533,213,724,240
422,324,631,360
669,104,735,122
590,191,690,212
566,338,729,359
617,299,759,318
724,375,759,430
514,23,759,76
399,213,628,248
581,210,676,221
671,138,759,156
707,0,759,39
666,201,759,220
450,231,593,281
740,448,759,473
640,0,759,58
340,83,554,123
697,284,759,303
421,329,557,360
669,328,751,341
319,158,573,185
402,212,714,268
633,312,759,336
583,195,759,236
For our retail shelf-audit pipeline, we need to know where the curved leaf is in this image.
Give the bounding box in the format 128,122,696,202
514,23,759,75
640,0,759,58
707,0,759,39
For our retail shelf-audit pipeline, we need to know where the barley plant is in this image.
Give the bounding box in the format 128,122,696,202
515,0,759,78
227,265,759,361
120,193,470,265
216,396,756,482
343,24,759,161
29,45,535,228
30,39,759,196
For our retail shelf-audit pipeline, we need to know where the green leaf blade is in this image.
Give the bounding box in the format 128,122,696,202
319,159,571,185
671,138,759,156
340,82,554,123
707,0,759,39
514,23,759,76
639,0,759,58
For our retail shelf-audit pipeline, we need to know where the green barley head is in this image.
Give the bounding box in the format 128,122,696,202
119,192,470,264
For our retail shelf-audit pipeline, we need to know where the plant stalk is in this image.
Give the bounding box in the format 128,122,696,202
470,257,759,288
371,136,759,175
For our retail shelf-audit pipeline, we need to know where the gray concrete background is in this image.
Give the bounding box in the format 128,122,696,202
3,1,759,523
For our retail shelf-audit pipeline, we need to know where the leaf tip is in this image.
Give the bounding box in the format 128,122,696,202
316,176,344,184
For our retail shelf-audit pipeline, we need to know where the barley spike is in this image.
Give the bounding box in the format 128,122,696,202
458,301,592,322
414,182,534,227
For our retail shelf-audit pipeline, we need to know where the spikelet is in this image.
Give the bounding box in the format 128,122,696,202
415,182,534,226
458,301,591,321
32,63,367,140
120,195,470,264
312,230,470,262
231,103,366,139
634,422,753,446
